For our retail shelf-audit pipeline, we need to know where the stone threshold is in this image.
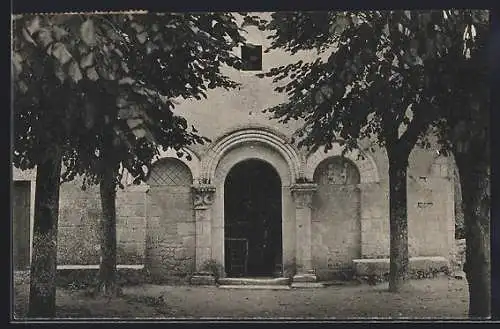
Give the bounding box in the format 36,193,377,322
218,285,291,290
217,277,329,289
352,256,450,277
353,256,448,264
218,277,290,286
290,282,325,288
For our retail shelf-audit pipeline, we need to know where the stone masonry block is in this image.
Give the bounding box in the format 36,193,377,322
182,235,196,249
119,216,145,228
174,248,193,260
116,191,145,205
177,222,195,236
117,204,145,217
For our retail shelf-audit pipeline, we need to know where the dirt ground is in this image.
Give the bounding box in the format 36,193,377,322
13,277,469,320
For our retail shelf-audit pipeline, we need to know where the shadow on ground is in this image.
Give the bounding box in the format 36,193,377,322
13,277,468,320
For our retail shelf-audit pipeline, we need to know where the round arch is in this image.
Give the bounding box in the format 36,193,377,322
305,142,380,184
151,147,201,183
121,147,200,188
201,126,304,185
206,126,302,277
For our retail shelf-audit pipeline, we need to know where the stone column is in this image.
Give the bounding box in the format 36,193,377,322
290,183,318,286
190,184,216,285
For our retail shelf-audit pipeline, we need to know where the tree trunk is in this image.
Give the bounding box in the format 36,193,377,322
97,164,120,296
387,147,409,293
455,153,491,319
28,152,62,318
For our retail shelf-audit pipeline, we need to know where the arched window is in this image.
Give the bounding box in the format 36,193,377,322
313,156,360,185
147,158,193,187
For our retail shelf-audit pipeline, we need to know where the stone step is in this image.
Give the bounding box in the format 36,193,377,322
218,285,291,290
218,277,290,286
291,282,325,288
353,257,450,277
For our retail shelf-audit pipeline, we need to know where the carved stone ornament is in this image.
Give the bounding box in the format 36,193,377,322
290,183,317,208
327,161,348,185
192,185,216,209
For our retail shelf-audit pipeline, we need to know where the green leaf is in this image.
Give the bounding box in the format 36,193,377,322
54,64,66,82
86,66,99,81
121,61,129,73
12,52,23,77
80,19,97,47
68,60,83,83
51,42,72,64
130,21,144,33
17,80,28,93
80,52,94,68
21,27,36,45
52,25,69,40
127,118,143,129
132,127,147,138
36,28,54,48
137,31,148,44
25,16,42,35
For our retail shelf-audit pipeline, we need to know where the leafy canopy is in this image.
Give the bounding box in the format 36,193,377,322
12,13,247,187
258,10,489,158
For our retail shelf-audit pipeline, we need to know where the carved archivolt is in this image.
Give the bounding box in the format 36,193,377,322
200,126,304,184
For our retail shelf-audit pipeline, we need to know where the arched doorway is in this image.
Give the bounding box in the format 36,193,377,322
224,159,282,277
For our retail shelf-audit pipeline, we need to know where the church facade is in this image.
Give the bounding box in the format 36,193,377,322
12,14,456,283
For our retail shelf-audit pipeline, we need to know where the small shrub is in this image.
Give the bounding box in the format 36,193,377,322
282,262,296,280
56,269,99,291
335,268,355,281
56,267,151,291
200,259,223,281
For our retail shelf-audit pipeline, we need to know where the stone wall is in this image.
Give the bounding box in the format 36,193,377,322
57,179,147,265
407,177,453,257
57,181,101,264
311,157,362,280
12,148,454,278
11,17,456,278
145,186,195,278
115,188,147,264
144,158,195,279
359,182,390,258
309,149,455,276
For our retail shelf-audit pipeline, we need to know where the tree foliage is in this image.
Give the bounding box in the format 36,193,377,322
260,10,488,156
12,11,248,315
260,9,490,316
12,12,247,186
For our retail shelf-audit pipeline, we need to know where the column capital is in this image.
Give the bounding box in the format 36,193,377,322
192,184,216,209
290,183,317,208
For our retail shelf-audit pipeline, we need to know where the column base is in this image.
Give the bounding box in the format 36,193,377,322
190,272,216,285
291,271,322,288
292,270,317,283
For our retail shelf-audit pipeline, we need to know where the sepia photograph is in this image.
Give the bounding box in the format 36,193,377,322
11,7,493,321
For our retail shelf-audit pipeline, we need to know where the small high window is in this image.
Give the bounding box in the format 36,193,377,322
241,44,262,71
